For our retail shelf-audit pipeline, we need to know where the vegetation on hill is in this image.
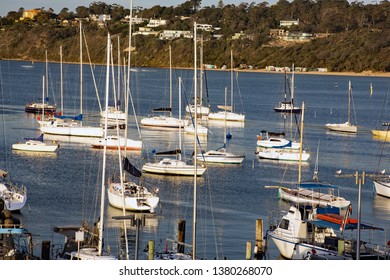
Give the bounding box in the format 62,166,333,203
0,0,389,72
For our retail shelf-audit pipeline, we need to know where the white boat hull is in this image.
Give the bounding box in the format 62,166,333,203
185,104,210,116
142,159,206,176
373,180,390,198
40,120,104,137
107,183,159,212
91,136,142,150
140,116,188,129
256,138,300,150
184,124,208,136
208,111,245,122
326,122,357,133
196,150,244,164
101,106,126,120
257,149,310,162
278,187,350,208
12,140,59,152
0,183,27,212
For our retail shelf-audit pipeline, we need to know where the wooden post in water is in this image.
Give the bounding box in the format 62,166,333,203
178,219,186,254
246,241,252,260
254,219,264,260
148,240,155,260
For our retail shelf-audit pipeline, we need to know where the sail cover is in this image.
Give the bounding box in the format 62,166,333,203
123,157,142,177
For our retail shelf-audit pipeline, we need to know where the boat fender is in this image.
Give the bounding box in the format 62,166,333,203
257,135,262,140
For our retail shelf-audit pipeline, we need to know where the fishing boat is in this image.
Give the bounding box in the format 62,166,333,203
12,134,59,152
326,80,357,133
273,68,302,113
0,204,38,259
267,204,389,260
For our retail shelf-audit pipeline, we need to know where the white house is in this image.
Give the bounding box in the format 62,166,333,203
147,18,167,28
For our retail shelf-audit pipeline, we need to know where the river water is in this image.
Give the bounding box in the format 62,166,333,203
0,59,389,260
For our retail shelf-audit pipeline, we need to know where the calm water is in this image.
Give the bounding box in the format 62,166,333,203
0,59,389,260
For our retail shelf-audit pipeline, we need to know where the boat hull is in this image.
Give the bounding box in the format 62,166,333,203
257,149,310,162
12,141,59,152
107,187,159,212
41,125,104,137
208,111,245,122
196,151,245,164
326,122,357,133
373,180,390,198
142,159,206,176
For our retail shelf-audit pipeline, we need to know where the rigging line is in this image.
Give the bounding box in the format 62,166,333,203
235,71,245,114
203,65,210,108
181,80,206,153
205,169,221,259
350,82,358,125
82,28,103,114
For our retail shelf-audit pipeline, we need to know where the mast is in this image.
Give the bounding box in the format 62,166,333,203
98,32,111,256
169,45,172,117
179,77,182,162
348,80,351,126
60,46,63,114
192,21,198,260
79,20,83,116
298,102,305,185
45,50,48,99
224,87,227,148
230,49,234,113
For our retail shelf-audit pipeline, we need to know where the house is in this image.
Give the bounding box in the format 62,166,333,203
197,24,213,32
280,20,299,28
20,9,41,20
90,14,111,22
147,18,167,28
159,30,192,40
133,27,159,36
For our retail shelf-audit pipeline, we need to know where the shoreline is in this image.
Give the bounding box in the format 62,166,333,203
5,58,390,78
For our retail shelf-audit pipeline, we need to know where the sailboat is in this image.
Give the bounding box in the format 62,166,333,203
153,25,203,259
140,45,188,129
326,80,357,133
268,138,350,209
15,79,59,152
196,87,245,164
25,51,57,114
142,77,206,176
185,35,210,117
257,102,310,162
106,29,159,213
208,50,245,122
108,158,159,212
0,169,27,212
256,130,300,150
273,68,301,113
100,38,127,122
39,21,104,138
50,34,117,260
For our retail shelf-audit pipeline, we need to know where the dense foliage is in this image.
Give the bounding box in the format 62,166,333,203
0,0,389,72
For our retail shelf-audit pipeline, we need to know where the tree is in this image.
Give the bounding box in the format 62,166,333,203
75,6,89,18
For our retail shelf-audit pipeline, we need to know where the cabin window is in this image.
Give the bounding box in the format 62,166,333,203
279,218,289,230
